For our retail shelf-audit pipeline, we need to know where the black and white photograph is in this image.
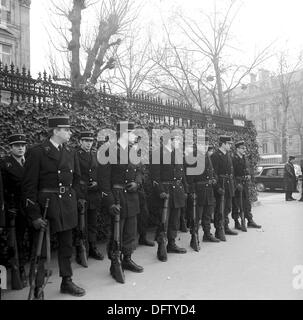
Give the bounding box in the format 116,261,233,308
0,0,303,306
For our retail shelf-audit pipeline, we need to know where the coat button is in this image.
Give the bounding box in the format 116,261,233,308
206,184,208,187
126,169,128,172
69,194,72,197
89,169,92,172
173,186,175,189
58,170,61,174
59,183,62,186
59,195,62,198
70,170,73,173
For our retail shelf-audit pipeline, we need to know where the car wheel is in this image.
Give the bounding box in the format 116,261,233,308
256,183,265,192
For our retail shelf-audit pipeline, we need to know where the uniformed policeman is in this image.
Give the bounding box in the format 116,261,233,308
98,121,144,283
211,135,238,241
76,131,104,263
0,133,28,287
22,116,85,298
194,137,220,245
151,134,188,262
232,141,261,229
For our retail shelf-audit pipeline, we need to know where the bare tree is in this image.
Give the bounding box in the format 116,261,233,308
289,89,303,156
173,0,272,112
271,51,303,162
104,23,156,95
47,0,137,88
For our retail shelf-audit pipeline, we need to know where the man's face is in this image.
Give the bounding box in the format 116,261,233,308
224,142,232,151
237,145,246,156
128,131,137,144
55,127,72,143
80,139,94,152
207,149,214,156
10,143,26,158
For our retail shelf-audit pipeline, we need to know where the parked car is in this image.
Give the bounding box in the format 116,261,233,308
255,164,302,192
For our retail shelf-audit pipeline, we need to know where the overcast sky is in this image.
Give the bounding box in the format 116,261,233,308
30,0,303,77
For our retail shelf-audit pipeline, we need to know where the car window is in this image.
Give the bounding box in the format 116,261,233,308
277,168,284,177
265,168,277,176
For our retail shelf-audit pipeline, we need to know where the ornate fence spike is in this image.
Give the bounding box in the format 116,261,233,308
22,65,26,77
10,63,15,74
43,70,47,81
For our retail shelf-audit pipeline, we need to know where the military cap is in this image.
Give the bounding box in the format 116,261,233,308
8,133,27,145
289,156,296,161
208,145,214,151
219,135,232,143
48,115,72,128
80,131,94,140
235,140,245,148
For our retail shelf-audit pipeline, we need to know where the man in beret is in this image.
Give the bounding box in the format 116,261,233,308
232,141,261,230
75,131,104,265
284,156,297,201
22,116,85,298
98,121,144,283
211,135,238,241
0,133,28,287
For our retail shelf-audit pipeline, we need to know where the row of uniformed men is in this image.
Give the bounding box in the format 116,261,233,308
0,116,261,299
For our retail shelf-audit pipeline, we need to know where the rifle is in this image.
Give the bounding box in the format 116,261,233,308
239,187,247,232
220,177,226,231
28,198,50,300
111,196,125,283
77,199,88,268
190,192,199,252
7,194,23,290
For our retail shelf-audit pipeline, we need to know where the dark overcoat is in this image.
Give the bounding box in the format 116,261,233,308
150,148,188,209
76,147,102,210
211,149,235,198
98,144,141,219
22,140,82,234
284,162,297,192
194,154,216,206
0,170,5,227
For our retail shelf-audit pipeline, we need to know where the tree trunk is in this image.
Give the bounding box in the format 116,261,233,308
68,0,84,88
213,56,225,112
281,107,288,163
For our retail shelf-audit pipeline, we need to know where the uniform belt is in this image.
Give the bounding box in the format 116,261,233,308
196,180,213,185
40,186,72,194
219,174,233,178
162,179,182,184
112,184,126,189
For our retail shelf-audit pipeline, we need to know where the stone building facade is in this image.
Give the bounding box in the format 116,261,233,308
0,0,30,68
229,69,303,163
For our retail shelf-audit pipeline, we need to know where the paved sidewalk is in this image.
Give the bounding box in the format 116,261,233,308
2,192,303,300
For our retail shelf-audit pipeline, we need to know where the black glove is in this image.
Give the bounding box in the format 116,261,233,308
217,187,225,195
126,182,138,193
32,218,47,230
236,183,243,192
109,204,121,216
160,192,169,199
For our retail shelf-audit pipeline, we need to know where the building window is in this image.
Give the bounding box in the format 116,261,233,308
273,141,279,153
261,118,267,131
272,117,278,130
262,142,268,154
288,135,293,146
0,43,12,65
0,0,11,24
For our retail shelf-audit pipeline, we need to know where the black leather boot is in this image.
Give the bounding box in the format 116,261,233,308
34,286,44,300
234,219,242,230
60,277,86,297
122,253,144,273
167,240,187,254
139,235,155,247
89,243,104,260
247,219,262,228
203,232,220,242
215,229,226,241
224,225,238,235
